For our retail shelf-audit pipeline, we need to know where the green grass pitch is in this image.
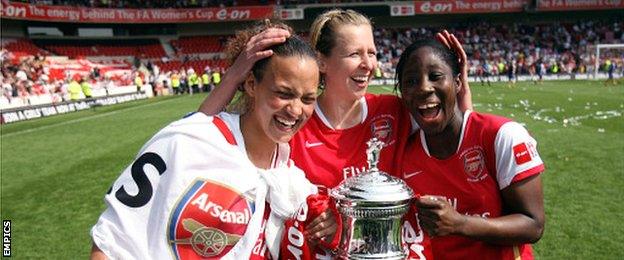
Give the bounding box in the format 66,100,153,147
1,80,623,259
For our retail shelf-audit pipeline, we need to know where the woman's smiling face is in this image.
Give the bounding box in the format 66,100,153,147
319,24,377,100
400,46,460,135
247,55,319,143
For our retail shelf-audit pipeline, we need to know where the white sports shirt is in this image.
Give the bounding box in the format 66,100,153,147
91,112,316,260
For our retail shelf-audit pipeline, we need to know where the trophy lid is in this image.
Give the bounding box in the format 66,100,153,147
330,138,414,204
330,168,414,203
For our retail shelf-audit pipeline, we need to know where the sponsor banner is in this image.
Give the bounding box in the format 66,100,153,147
279,8,304,20
390,4,415,16
537,0,624,11
1,92,148,124
413,0,527,14
0,1,273,23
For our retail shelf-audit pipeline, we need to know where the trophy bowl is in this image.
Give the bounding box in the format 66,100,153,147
329,139,414,259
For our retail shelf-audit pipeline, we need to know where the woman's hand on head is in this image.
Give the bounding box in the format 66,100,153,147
198,28,291,115
415,195,467,237
304,209,338,246
228,28,291,85
436,30,473,112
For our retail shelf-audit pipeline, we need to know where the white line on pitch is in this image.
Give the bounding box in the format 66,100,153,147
2,98,181,138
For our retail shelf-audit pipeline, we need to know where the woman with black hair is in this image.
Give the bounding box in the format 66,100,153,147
396,38,546,259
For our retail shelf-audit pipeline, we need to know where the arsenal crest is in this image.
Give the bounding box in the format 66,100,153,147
460,147,486,182
370,116,394,145
168,179,254,259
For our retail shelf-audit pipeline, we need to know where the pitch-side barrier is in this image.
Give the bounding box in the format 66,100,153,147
1,91,148,124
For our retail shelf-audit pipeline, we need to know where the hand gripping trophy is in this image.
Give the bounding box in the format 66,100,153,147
330,138,414,259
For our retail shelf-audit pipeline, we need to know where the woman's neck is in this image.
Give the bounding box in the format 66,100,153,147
317,91,364,129
425,108,464,160
240,113,275,169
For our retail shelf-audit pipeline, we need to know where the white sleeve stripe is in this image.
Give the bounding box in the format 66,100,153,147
494,122,544,190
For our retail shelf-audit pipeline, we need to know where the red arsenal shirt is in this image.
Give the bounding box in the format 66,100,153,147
400,111,544,260
289,93,412,192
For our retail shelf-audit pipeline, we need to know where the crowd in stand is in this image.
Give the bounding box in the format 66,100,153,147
1,50,109,106
1,51,58,105
374,20,624,82
0,46,224,107
2,18,622,107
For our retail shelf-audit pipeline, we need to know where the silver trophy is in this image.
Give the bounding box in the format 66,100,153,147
330,138,414,259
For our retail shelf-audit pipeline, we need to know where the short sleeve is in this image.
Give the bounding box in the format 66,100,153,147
494,122,545,189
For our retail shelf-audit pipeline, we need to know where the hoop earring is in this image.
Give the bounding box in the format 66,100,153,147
319,75,326,90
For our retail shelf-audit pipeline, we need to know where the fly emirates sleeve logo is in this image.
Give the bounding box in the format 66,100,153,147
167,179,254,259
513,142,534,165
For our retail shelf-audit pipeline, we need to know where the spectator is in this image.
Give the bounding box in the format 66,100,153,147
201,68,211,92
604,59,619,85
134,73,143,93
81,76,93,98
171,70,181,94
1,78,14,102
211,68,221,88
68,77,82,100
187,68,200,94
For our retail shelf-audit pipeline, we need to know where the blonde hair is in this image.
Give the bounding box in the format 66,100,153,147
309,9,372,56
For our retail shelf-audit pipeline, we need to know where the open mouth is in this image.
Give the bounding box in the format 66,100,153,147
350,75,369,87
417,103,441,119
274,115,298,132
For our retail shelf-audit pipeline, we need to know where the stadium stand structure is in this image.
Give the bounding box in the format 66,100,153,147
170,35,228,54
1,38,50,57
44,42,166,58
